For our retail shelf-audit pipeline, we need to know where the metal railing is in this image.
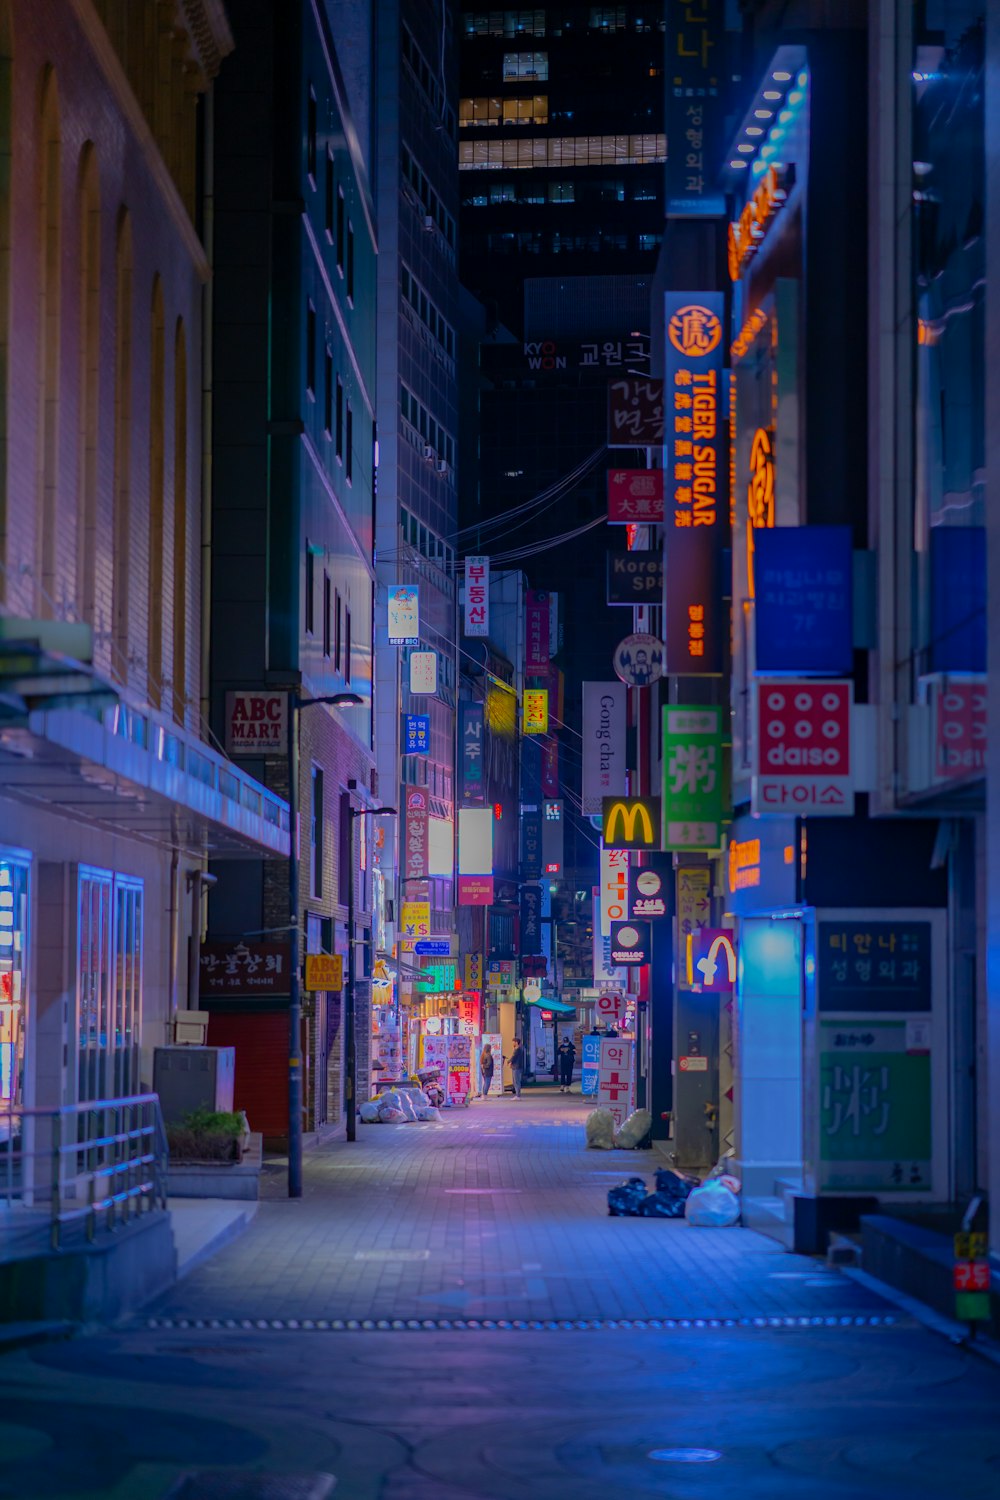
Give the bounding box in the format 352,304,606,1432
0,1093,168,1250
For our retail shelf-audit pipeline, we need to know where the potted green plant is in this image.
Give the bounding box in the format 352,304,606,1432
166,1107,246,1165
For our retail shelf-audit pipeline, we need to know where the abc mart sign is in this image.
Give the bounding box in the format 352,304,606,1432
752,679,854,817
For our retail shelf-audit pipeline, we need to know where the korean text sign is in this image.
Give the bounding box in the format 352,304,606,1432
199,941,291,998
817,923,931,1013
459,702,485,803
405,788,428,881
665,0,724,216
409,650,437,695
526,590,550,670
388,585,419,643
818,1021,931,1193
753,680,853,816
404,714,430,755
754,527,853,674
597,1038,635,1131
523,688,548,735
608,379,665,446
599,844,630,936
464,556,490,638
662,705,724,849
607,470,665,524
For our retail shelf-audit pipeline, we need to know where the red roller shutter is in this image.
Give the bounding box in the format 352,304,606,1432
207,1010,288,1140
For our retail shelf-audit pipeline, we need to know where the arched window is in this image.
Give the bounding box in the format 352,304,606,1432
37,67,60,615
77,143,99,623
172,318,187,725
147,276,165,707
0,3,12,607
112,210,133,681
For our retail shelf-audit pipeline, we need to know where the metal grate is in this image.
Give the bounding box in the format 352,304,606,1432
148,1313,897,1334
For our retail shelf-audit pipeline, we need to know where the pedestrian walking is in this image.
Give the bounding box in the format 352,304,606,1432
508,1037,525,1097
557,1037,576,1093
480,1043,495,1098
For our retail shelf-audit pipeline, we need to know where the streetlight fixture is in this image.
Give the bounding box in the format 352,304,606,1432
346,793,397,1142
287,690,362,1199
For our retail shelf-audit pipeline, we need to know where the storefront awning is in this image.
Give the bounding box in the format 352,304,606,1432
525,996,576,1014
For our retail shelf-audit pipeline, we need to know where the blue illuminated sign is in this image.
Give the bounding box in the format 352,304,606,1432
405,714,430,755
754,526,853,674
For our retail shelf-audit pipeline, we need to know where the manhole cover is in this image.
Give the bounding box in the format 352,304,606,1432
163,1476,335,1498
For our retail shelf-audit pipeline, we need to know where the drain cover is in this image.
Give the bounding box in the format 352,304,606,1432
163,1477,336,1498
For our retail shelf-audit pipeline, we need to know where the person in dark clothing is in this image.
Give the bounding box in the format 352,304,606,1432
557,1038,576,1093
508,1038,525,1097
480,1043,495,1097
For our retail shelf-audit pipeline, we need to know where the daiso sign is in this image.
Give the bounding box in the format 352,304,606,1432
225,691,288,755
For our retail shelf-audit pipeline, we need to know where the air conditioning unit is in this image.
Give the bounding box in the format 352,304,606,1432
423,214,435,232
423,444,436,461
434,459,449,475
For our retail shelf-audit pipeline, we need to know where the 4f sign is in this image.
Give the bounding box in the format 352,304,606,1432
752,680,854,817
601,796,661,851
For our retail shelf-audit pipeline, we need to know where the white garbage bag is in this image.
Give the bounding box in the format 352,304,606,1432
614,1108,652,1149
684,1179,740,1228
359,1100,380,1124
586,1108,616,1150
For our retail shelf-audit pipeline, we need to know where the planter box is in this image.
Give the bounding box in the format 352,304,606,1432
166,1133,262,1202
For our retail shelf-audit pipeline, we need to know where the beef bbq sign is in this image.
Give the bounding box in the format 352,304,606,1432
225,691,288,755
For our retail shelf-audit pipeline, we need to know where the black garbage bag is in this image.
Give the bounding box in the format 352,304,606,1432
654,1167,694,1203
638,1189,687,1218
607,1176,648,1217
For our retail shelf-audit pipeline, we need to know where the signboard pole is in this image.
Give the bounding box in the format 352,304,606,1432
287,700,303,1197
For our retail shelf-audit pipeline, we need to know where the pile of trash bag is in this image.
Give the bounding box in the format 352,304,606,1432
608,1177,648,1216
585,1108,616,1150
684,1177,740,1228
614,1108,652,1149
606,1167,694,1218
359,1085,442,1124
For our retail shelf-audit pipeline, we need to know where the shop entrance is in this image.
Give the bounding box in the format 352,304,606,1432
735,915,804,1198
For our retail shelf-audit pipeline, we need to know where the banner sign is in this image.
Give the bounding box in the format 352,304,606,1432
597,1037,635,1130
520,885,543,955
523,688,548,735
599,844,630,936
818,1021,931,1193
581,1033,601,1095
629,857,670,919
602,796,662,852
665,0,724,217
664,294,724,532
610,920,651,966
405,788,428,881
754,527,853,674
662,705,724,849
409,650,437,695
688,927,736,991
607,469,665,524
464,954,483,991
400,901,431,939
582,682,626,813
753,679,853,817
607,550,663,604
225,691,288,755
459,702,485,804
526,590,550,670
464,556,489,638
542,738,559,798
458,875,493,906
388,585,419,643
593,886,625,986
608,379,665,446
542,798,563,874
664,529,723,673
933,679,987,782
521,807,542,880
404,714,430,755
200,941,291,999
303,954,343,992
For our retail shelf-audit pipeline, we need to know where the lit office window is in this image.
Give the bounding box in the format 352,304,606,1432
503,51,548,80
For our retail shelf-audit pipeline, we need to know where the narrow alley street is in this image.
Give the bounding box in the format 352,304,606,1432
2,1094,1000,1499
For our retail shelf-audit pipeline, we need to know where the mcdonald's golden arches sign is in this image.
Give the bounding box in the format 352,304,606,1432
601,796,662,851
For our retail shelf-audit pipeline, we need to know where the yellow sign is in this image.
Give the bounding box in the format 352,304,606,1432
677,867,711,940
303,954,343,992
602,796,661,850
400,900,431,938
667,303,722,358
523,688,549,735
464,954,483,990
686,932,737,988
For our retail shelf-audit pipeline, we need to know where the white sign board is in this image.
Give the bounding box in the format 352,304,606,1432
225,691,288,755
388,585,419,642
599,844,630,937
582,682,627,814
597,1037,635,1131
409,650,437,694
595,991,626,1025
465,556,490,638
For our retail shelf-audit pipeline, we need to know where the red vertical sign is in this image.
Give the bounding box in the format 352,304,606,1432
405,788,429,880
526,590,550,671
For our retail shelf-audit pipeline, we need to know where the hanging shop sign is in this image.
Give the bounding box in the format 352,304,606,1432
459,702,485,804
599,845,630,937
746,428,775,597
225,691,288,755
521,807,542,881
520,885,543,956
754,527,853,675
582,681,627,814
523,688,549,735
526,590,550,671
405,788,429,881
607,550,663,604
607,379,665,446
464,556,489,638
664,292,723,532
664,531,722,674
602,796,662,852
727,163,793,281
463,955,483,992
581,1033,601,1095
199,941,291,999
610,920,651,967
613,633,665,687
303,953,343,993
404,714,430,755
753,679,853,816
932,679,987,782
458,807,493,876
607,469,665,524
687,928,736,992
595,991,627,1026
597,1037,635,1131
629,859,670,919
593,888,625,987
817,921,932,1013
409,650,438,695
388,585,419,643
400,901,431,939
665,0,725,217
458,876,494,906
662,705,724,849
542,798,563,875
542,738,559,797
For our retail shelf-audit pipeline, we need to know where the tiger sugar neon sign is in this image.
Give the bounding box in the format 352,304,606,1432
727,164,794,282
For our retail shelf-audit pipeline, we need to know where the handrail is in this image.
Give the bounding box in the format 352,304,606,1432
0,1093,169,1250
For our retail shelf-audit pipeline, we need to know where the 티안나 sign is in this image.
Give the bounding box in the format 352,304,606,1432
754,527,853,675
608,379,665,446
225,691,288,755
602,796,661,851
753,680,853,816
607,469,665,524
613,633,664,687
662,706,723,850
607,550,663,605
388,585,419,643
464,556,490,638
817,922,931,1013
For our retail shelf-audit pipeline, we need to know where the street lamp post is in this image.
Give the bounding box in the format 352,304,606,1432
286,690,362,1199
346,794,397,1142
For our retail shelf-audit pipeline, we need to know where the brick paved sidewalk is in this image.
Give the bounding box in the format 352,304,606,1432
150,1089,890,1325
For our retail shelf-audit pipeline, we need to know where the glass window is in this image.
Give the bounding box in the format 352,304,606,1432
113,879,142,1097
78,869,142,1103
311,766,324,899
502,51,548,80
